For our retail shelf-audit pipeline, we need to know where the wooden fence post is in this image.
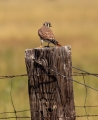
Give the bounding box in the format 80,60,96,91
25,46,76,120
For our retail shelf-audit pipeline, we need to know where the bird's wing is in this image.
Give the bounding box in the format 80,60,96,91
38,26,55,40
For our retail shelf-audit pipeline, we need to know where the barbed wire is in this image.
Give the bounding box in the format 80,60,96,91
1,114,98,119
1,72,98,79
72,66,98,77
0,61,98,119
0,116,31,119
0,74,27,79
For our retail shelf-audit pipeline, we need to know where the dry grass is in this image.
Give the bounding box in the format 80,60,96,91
0,0,98,119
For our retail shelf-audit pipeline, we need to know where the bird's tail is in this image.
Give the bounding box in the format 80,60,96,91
57,43,62,47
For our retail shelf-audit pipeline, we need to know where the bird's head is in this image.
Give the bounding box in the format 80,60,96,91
43,22,52,27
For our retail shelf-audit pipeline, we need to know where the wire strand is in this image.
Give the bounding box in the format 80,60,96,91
0,59,98,119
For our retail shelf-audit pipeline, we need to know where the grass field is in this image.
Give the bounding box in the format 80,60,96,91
0,0,98,119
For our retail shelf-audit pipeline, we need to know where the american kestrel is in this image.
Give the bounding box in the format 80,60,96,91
38,22,62,47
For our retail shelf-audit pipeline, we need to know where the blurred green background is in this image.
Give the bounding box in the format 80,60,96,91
0,0,98,120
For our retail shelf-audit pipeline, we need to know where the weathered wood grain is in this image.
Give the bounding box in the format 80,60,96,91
25,46,76,120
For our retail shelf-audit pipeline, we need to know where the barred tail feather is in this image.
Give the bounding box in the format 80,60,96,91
48,39,62,46
57,43,62,46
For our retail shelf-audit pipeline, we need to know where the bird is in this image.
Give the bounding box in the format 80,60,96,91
38,22,62,47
